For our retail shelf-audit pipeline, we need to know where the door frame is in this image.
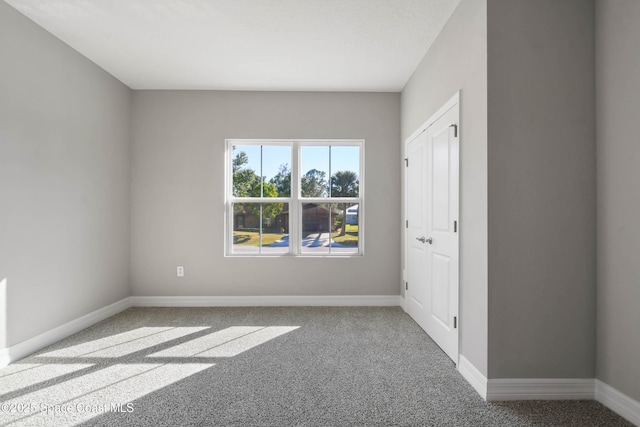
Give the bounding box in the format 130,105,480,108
402,91,460,363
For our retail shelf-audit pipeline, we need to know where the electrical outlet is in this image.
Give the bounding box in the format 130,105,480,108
177,266,184,277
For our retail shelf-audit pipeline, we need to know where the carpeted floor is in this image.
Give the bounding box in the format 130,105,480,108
0,307,632,426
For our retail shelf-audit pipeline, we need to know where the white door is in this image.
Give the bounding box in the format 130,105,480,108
406,100,459,363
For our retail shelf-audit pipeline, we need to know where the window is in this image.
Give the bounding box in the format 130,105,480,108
226,140,364,256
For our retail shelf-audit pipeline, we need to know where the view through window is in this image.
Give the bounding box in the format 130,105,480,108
227,140,363,256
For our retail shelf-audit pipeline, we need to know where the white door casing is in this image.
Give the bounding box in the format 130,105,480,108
405,93,459,364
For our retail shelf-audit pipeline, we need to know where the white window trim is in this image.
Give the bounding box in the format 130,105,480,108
225,139,365,257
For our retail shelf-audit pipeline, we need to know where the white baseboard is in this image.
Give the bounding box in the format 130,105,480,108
596,380,640,426
0,348,9,368
458,355,488,399
129,295,402,307
0,297,132,367
457,358,596,403
481,377,639,424
486,378,595,401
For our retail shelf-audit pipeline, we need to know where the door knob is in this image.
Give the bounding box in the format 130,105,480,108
416,236,432,244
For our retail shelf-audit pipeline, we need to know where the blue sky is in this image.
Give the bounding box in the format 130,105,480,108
234,144,360,182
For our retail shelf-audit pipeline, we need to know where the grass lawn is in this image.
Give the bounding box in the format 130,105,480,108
331,224,359,247
233,231,286,246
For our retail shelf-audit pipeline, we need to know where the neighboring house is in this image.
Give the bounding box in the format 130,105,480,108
275,204,339,234
302,204,332,233
233,212,255,230
234,211,286,233
345,205,358,225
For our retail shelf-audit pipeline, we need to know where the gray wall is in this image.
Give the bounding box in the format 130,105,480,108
401,0,488,375
130,91,400,297
0,2,131,347
595,0,640,402
487,0,596,378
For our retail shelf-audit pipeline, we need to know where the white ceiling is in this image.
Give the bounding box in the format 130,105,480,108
4,0,461,91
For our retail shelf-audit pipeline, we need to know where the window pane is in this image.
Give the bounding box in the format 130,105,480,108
330,146,360,198
232,145,261,197
228,141,362,257
262,146,291,197
300,146,329,197
300,203,332,254
331,203,359,254
261,203,289,254
232,203,289,254
232,203,260,254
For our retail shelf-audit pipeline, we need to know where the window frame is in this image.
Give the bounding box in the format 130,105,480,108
225,139,365,257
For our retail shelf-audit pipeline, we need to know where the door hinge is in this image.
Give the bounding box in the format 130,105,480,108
453,316,457,329
450,124,458,137
454,220,457,233
405,220,408,228
405,282,408,291
404,158,408,167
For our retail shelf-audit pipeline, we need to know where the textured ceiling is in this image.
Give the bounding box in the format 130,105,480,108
4,0,461,91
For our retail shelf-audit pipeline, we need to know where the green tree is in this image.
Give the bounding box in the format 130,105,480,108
232,150,260,197
301,169,328,197
269,163,291,197
330,170,359,236
259,182,283,222
232,149,283,228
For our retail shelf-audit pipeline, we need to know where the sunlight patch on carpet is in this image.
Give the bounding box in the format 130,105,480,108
0,363,93,395
38,327,209,358
148,326,300,358
0,363,213,426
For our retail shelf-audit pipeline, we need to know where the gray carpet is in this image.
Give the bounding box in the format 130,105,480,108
0,307,631,426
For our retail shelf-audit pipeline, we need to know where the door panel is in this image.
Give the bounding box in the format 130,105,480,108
431,253,450,326
405,99,459,364
406,132,429,319
432,131,450,231
407,139,426,230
